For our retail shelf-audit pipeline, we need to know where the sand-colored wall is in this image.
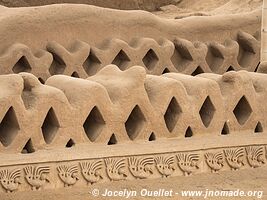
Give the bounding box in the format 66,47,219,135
0,66,265,153
0,0,179,11
0,5,261,51
0,33,260,80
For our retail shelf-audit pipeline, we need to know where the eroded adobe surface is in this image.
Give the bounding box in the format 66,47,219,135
0,32,261,80
0,2,265,196
0,0,179,11
0,66,266,193
0,65,265,153
0,4,261,80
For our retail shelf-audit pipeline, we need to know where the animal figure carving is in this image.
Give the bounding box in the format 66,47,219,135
246,146,266,168
176,153,200,176
155,156,176,178
105,158,127,181
205,152,224,173
57,165,79,187
128,157,154,179
24,166,50,190
0,169,21,193
80,160,104,185
224,148,245,170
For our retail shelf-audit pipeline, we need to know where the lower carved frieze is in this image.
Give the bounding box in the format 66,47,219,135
0,145,266,193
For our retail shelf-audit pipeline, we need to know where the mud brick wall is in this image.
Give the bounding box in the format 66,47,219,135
0,31,260,81
0,65,265,154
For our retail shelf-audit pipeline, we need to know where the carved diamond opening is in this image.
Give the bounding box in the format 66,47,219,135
83,106,105,142
221,122,230,135
205,46,224,72
49,54,66,75
125,105,146,140
233,96,252,125
0,107,20,147
191,66,204,76
185,127,193,137
83,51,102,76
149,132,156,141
107,134,117,145
12,56,32,73
237,36,256,68
164,97,182,133
111,50,130,70
66,138,75,148
199,96,215,128
21,138,35,154
171,43,193,71
41,108,60,144
254,122,263,133
142,49,159,70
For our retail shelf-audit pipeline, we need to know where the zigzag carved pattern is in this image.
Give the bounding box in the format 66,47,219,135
0,31,260,81
0,66,265,153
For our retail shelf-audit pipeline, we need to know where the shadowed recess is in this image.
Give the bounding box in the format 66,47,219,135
21,138,35,153
71,71,79,78
149,132,156,141
142,49,159,70
226,66,234,72
112,50,131,70
0,107,20,147
162,68,170,74
41,108,60,144
107,134,117,145
185,127,193,137
83,106,105,142
49,53,66,75
237,36,256,69
254,62,260,72
191,66,204,76
12,56,32,73
205,45,224,72
171,43,193,72
83,51,102,76
66,138,75,148
199,96,215,128
233,96,252,125
125,105,146,140
221,122,230,135
164,97,182,133
254,122,263,133
38,77,45,84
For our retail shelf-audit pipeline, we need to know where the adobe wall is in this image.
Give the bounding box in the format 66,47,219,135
0,4,265,195
0,0,178,11
0,66,266,192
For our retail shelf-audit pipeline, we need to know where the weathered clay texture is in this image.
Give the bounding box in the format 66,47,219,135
0,4,262,79
0,65,265,153
0,33,260,80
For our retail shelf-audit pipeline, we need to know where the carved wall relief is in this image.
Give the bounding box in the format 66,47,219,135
57,165,79,187
0,169,21,193
176,153,200,176
128,156,154,179
105,158,127,181
155,156,176,178
80,160,104,185
205,152,224,173
224,148,245,171
24,166,50,190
